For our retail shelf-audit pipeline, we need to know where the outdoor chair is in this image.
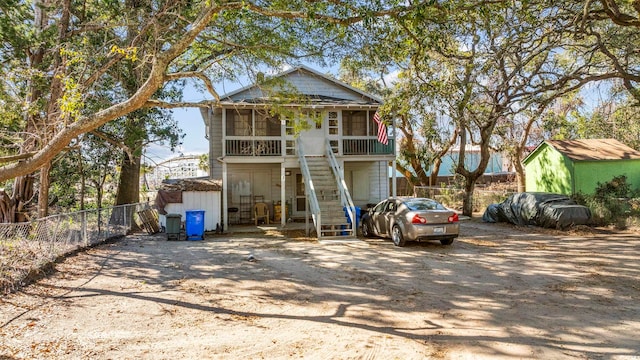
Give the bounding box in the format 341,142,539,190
254,202,270,225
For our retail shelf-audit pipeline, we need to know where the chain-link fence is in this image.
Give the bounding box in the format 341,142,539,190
414,186,515,213
0,203,149,294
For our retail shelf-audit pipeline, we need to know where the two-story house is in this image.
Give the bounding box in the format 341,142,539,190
199,66,395,238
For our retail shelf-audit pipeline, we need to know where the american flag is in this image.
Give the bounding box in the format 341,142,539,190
373,111,388,145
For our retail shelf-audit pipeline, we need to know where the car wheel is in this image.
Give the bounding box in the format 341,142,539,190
440,238,454,245
361,221,372,238
391,225,406,247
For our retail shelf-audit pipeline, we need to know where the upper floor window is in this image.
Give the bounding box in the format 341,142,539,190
226,109,252,136
255,110,281,136
328,111,338,135
226,108,280,136
342,110,367,136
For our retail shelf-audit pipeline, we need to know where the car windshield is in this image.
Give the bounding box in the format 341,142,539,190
404,199,445,211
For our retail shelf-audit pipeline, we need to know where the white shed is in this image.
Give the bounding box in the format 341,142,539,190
155,178,222,232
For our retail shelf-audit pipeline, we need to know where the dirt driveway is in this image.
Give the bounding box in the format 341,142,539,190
1,220,639,359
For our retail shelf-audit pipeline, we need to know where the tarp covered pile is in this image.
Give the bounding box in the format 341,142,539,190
482,192,591,229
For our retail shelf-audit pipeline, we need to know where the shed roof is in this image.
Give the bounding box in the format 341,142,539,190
543,139,640,161
159,178,222,191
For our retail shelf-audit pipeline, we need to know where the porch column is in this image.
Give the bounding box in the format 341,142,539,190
223,161,228,230
392,158,397,197
392,113,397,197
280,164,286,226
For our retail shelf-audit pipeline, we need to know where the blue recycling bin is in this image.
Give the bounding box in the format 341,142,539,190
185,210,205,240
342,206,361,235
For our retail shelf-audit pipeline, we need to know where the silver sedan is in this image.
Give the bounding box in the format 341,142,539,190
360,197,459,246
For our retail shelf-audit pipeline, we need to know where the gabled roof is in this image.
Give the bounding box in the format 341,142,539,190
220,65,382,105
524,139,640,163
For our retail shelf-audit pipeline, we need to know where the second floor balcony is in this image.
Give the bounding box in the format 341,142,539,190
225,137,395,157
222,108,394,158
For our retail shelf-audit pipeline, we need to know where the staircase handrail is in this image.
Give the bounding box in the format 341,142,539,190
297,141,321,233
325,139,357,236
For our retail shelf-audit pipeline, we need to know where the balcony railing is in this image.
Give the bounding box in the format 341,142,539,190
225,137,394,156
225,138,282,156
342,138,394,155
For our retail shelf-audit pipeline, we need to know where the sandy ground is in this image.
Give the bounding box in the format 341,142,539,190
1,220,639,360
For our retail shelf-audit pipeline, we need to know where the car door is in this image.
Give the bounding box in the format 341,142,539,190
371,200,397,237
381,200,398,236
370,200,388,236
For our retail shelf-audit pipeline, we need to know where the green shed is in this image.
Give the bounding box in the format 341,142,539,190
523,139,640,195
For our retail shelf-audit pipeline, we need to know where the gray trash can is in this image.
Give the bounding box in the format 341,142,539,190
166,213,182,241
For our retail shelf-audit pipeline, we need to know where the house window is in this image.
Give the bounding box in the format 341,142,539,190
329,140,339,153
255,114,267,136
328,111,338,135
226,109,252,136
227,109,280,136
342,110,367,136
255,110,281,136
286,140,295,155
285,118,295,135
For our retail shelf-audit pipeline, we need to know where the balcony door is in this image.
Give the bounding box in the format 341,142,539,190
298,111,325,156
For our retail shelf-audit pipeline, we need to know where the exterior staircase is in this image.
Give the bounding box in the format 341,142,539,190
305,157,350,237
296,140,357,240
301,155,356,239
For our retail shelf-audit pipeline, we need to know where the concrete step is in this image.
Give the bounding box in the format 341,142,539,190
319,206,345,213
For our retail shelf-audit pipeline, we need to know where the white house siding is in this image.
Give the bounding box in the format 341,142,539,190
344,161,389,208
371,161,390,203
158,191,221,232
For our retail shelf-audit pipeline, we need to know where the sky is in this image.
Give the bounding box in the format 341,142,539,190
144,107,209,166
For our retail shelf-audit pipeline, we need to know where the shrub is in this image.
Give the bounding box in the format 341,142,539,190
574,176,640,229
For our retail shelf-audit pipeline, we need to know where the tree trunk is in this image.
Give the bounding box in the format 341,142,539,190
113,151,142,229
463,177,476,217
0,189,16,223
115,152,141,206
96,183,103,210
455,124,495,217
5,0,49,223
8,175,35,222
38,162,51,218
429,158,444,187
514,158,526,193
78,151,86,210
